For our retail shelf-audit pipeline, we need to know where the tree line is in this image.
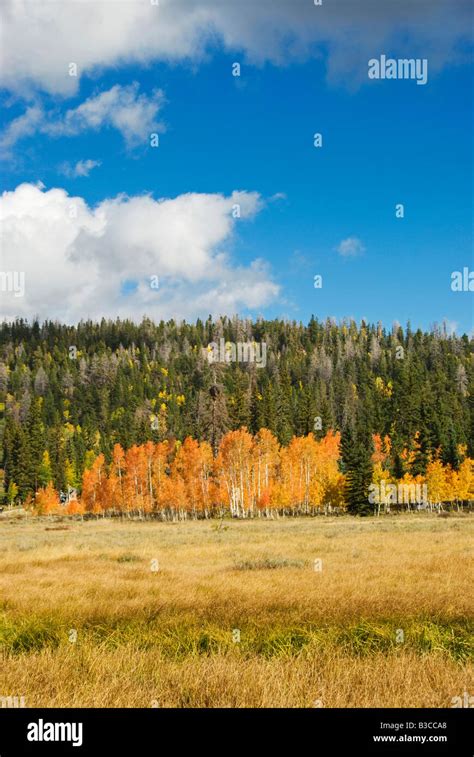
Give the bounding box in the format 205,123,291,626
29,429,474,518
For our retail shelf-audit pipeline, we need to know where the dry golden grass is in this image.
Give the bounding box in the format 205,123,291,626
0,513,472,707
2,645,471,708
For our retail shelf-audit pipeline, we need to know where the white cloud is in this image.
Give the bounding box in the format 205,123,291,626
49,84,165,145
0,105,44,154
1,84,165,153
0,1,470,96
0,183,279,323
59,159,102,178
336,237,365,257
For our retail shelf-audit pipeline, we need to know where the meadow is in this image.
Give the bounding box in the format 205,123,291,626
0,513,472,708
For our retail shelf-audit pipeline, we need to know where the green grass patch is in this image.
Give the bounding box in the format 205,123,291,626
0,615,472,662
233,557,307,570
116,553,142,563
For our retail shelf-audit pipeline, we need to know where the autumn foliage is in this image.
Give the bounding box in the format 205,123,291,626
28,428,474,518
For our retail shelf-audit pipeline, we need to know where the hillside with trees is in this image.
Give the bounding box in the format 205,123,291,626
0,316,472,515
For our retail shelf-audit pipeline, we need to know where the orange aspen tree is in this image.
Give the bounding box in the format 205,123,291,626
277,435,318,512
275,438,307,511
171,438,200,516
173,437,214,517
371,433,394,514
425,459,448,509
305,435,324,511
143,441,156,514
372,433,391,466
108,443,126,513
81,453,106,514
64,496,85,516
252,428,280,513
167,462,188,518
315,430,345,511
34,482,60,515
456,456,474,502
197,440,215,517
151,441,173,513
214,429,254,517
124,446,148,515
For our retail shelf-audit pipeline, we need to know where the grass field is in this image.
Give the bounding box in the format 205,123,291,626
0,513,472,708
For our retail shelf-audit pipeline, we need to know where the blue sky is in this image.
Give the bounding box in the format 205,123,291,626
0,0,472,333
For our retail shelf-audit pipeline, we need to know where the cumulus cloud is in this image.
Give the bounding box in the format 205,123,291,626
0,0,471,96
336,237,365,257
0,183,279,323
0,84,165,154
59,159,102,178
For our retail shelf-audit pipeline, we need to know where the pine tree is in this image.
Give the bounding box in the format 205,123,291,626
276,368,293,445
441,426,461,470
228,368,251,430
26,398,44,492
340,422,373,515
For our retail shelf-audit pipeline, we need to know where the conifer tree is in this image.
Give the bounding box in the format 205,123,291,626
341,421,373,515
